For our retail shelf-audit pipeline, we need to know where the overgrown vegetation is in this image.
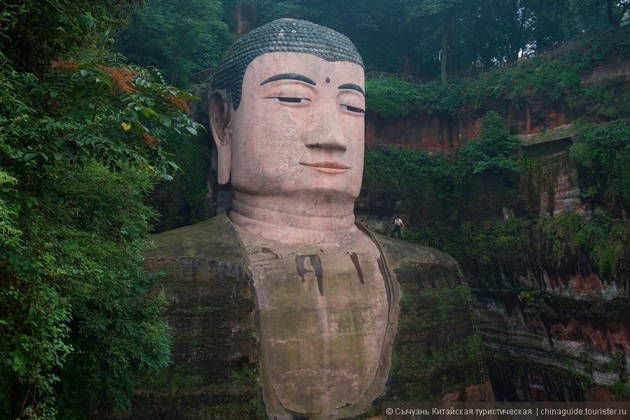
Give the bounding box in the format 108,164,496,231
366,27,630,119
360,111,521,221
113,1,630,233
404,212,629,289
1,0,629,415
113,0,233,232
362,110,629,291
226,0,628,81
117,0,232,87
0,2,200,418
365,78,463,118
570,119,630,211
361,21,630,291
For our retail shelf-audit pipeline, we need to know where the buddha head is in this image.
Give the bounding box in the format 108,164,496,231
209,19,365,213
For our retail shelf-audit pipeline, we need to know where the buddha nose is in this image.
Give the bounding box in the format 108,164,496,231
304,105,347,152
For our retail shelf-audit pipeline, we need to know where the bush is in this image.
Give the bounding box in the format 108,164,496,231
570,119,630,211
0,2,199,418
366,77,462,118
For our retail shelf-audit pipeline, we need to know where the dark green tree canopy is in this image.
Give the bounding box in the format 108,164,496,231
117,0,232,87
219,0,625,82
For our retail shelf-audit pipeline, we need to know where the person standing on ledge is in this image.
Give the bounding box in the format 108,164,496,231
390,215,405,239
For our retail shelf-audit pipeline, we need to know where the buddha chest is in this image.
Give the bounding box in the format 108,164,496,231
237,227,395,418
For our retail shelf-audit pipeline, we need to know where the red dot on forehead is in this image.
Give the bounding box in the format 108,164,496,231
325,77,331,83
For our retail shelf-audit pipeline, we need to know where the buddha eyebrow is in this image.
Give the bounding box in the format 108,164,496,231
260,73,316,86
338,83,365,95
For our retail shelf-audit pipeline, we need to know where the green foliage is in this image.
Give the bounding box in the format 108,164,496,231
116,0,232,86
406,0,463,17
455,111,521,176
1,165,172,419
450,112,521,217
362,111,521,221
244,0,621,81
0,58,200,181
365,28,630,120
518,289,555,317
366,77,463,118
362,117,628,290
0,1,138,73
0,2,203,418
114,0,232,229
365,78,418,118
540,211,629,282
404,211,629,292
403,218,530,279
606,348,629,398
148,129,213,232
570,119,630,210
361,145,451,221
464,28,630,113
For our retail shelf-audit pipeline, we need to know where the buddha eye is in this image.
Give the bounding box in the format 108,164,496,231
267,97,311,104
341,104,365,114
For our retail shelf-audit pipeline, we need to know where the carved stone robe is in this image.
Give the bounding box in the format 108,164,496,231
130,214,491,419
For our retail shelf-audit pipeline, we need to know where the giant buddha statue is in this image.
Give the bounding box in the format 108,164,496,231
132,19,491,420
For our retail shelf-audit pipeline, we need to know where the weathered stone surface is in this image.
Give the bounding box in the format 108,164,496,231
478,286,630,402
521,144,585,217
374,235,490,404
365,101,573,154
130,216,265,420
364,59,629,154
129,215,489,418
235,224,398,418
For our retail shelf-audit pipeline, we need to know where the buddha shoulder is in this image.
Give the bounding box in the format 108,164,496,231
372,233,464,287
143,214,246,264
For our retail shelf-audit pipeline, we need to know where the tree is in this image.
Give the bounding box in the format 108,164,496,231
607,0,630,28
117,0,232,87
406,0,468,84
456,0,534,68
217,0,619,81
0,2,200,418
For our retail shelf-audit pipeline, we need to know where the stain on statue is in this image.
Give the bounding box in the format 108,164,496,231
133,19,491,420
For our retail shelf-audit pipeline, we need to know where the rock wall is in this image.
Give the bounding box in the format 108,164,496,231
129,221,265,419
519,131,585,217
477,281,630,402
374,234,493,405
365,59,630,154
365,102,571,154
362,64,630,403
472,135,629,402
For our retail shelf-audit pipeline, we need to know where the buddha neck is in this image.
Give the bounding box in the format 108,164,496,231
229,190,358,245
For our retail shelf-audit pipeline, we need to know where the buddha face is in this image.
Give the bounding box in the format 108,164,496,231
211,52,365,201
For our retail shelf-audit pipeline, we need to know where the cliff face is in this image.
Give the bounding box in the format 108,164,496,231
452,134,630,401
366,103,571,153
365,59,630,154
452,134,629,401
130,218,265,419
476,272,630,402
457,134,627,402
361,60,630,402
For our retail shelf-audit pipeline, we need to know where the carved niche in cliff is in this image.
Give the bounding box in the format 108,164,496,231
132,19,491,419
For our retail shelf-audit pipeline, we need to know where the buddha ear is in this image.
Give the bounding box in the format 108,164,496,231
209,90,233,185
